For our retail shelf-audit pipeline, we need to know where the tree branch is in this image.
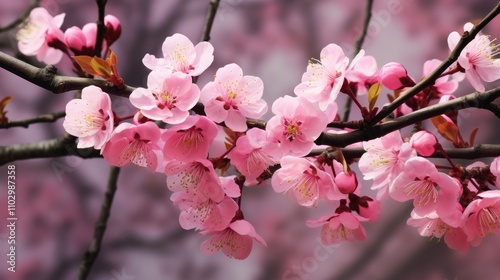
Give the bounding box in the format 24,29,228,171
367,2,500,125
0,0,41,33
76,166,121,280
200,0,220,42
0,134,100,165
94,0,107,57
0,111,65,128
0,51,135,96
342,0,373,122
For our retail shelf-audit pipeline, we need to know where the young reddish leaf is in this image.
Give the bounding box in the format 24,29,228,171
73,49,123,88
367,82,381,111
430,115,459,143
0,96,13,125
469,127,479,146
73,55,102,76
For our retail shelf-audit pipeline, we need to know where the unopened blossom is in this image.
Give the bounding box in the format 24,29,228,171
165,159,224,202
171,192,238,231
200,219,267,260
307,211,366,245
200,63,268,132
17,7,66,64
462,190,500,246
104,15,121,46
143,33,214,76
379,62,415,90
64,24,96,56
272,156,334,207
63,85,113,149
410,130,437,156
358,130,417,198
102,122,162,171
407,208,468,252
162,116,218,162
130,71,200,124
266,95,328,157
227,128,282,186
335,171,358,194
390,157,461,219
294,44,360,110
448,22,500,92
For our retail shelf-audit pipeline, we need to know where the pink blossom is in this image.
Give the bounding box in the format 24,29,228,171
143,33,214,76
17,7,66,64
358,130,417,198
266,96,328,157
423,59,458,96
307,211,366,245
101,122,161,171
130,71,200,124
407,208,468,252
462,190,500,246
171,192,238,231
410,130,437,156
294,44,356,110
345,55,379,95
219,176,241,198
379,62,414,90
355,196,380,221
334,171,358,194
165,159,224,202
227,128,281,186
64,24,96,56
104,15,121,46
390,157,460,219
271,156,334,207
162,116,218,162
490,157,500,188
63,85,113,149
200,63,268,132
200,219,267,260
448,23,500,92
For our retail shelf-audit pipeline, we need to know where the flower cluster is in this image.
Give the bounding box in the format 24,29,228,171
29,7,500,260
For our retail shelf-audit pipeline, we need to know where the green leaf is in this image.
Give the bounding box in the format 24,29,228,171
367,82,381,111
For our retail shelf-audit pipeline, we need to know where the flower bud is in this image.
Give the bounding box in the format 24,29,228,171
104,15,121,46
379,62,414,90
335,171,358,194
357,196,380,221
64,26,86,53
410,130,437,156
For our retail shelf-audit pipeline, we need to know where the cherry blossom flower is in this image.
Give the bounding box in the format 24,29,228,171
200,63,268,132
103,15,121,46
162,116,218,162
390,157,461,219
63,85,113,149
64,24,96,56
200,219,267,260
294,44,356,110
409,130,437,156
448,22,500,92
271,156,334,207
379,62,415,90
227,128,282,186
17,7,66,64
171,192,238,231
407,208,468,252
461,190,500,246
334,171,358,194
101,122,161,171
266,95,328,157
422,59,459,96
307,211,366,245
345,55,379,95
143,33,214,76
490,156,500,188
358,130,417,198
130,71,200,124
165,159,224,202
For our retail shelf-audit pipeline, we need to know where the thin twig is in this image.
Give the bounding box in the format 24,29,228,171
0,51,134,96
367,2,500,125
94,0,108,57
342,0,374,122
1,111,65,128
0,0,41,33
76,166,121,280
200,0,221,42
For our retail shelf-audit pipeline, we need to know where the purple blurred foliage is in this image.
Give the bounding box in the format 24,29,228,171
1,0,500,279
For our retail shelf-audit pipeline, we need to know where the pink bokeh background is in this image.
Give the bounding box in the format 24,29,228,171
1,0,500,279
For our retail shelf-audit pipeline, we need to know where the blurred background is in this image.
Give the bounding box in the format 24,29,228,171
1,0,500,279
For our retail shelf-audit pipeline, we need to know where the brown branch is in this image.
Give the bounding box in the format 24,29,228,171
1,111,65,128
200,0,221,42
367,2,500,125
94,0,107,57
0,51,134,96
0,0,41,33
0,134,100,165
342,0,374,122
76,166,120,280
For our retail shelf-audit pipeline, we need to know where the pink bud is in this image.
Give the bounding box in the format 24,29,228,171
357,197,380,221
410,130,437,156
335,171,358,194
379,62,414,90
64,26,86,53
104,15,121,46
